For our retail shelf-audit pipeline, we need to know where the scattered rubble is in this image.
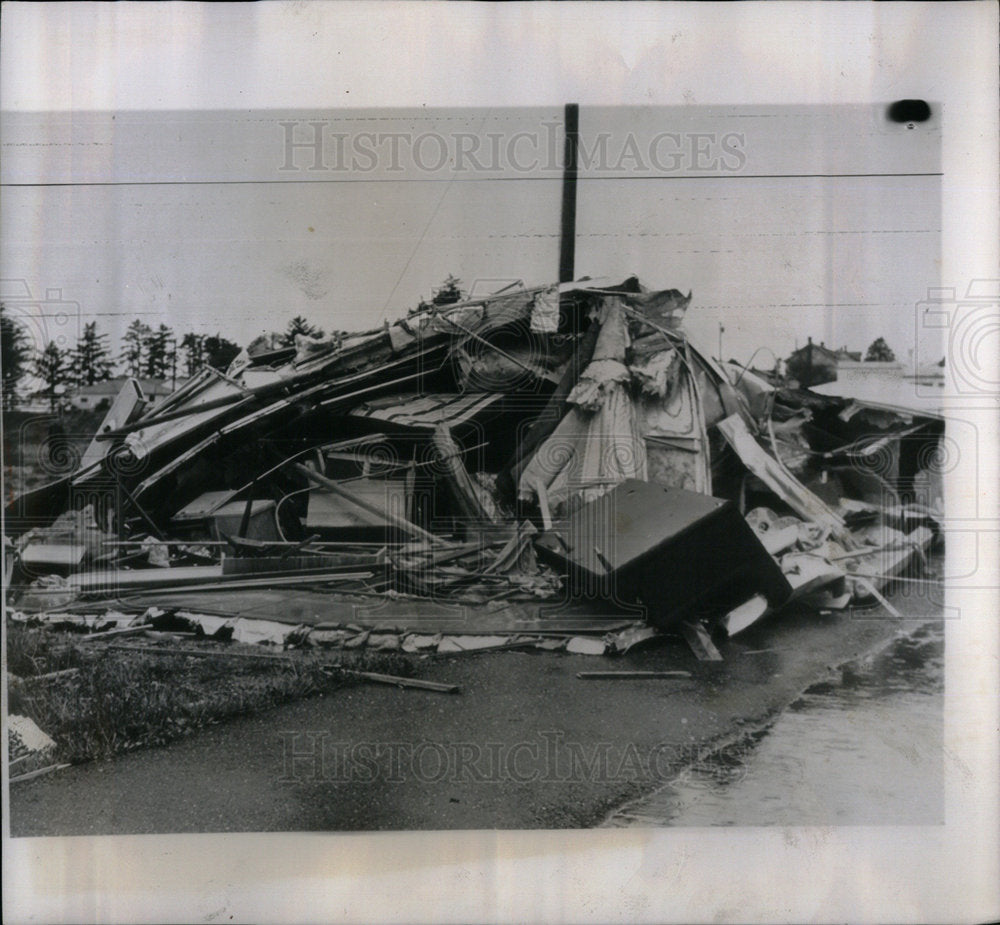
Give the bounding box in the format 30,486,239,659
5,276,943,670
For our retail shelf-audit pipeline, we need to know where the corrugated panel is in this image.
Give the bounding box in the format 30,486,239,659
349,391,502,429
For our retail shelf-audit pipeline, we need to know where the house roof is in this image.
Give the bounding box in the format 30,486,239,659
74,377,173,398
788,343,861,363
788,342,840,362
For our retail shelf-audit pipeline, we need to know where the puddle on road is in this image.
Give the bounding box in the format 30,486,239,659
607,622,944,827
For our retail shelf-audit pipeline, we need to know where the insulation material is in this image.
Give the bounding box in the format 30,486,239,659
623,287,691,331
629,347,681,398
229,617,299,646
529,285,560,333
518,299,647,515
437,635,513,653
175,611,234,637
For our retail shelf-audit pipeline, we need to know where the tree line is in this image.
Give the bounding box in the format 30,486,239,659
1,309,327,412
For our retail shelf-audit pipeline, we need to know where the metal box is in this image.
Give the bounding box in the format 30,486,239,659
534,480,791,628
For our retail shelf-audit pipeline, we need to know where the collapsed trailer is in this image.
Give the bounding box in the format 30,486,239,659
6,276,943,652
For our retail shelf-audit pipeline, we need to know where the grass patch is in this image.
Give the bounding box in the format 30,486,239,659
7,625,414,765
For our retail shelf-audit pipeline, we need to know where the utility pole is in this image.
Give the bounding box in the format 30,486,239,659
558,103,579,284
718,323,725,364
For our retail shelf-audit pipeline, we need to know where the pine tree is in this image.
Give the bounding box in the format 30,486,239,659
432,275,463,306
181,332,206,376
1,304,30,410
34,341,68,412
144,324,175,380
281,315,324,347
69,321,114,387
120,320,151,377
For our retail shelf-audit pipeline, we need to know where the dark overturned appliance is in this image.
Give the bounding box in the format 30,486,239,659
5,275,943,638
535,480,792,628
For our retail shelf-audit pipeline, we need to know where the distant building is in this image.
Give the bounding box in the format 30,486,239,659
833,359,904,386
22,387,66,412
786,339,836,387
811,358,945,411
785,340,863,388
69,378,173,411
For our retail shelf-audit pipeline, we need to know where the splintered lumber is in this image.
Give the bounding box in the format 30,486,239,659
576,670,692,680
72,564,224,591
293,463,451,547
852,576,902,618
70,565,372,597
716,413,852,545
679,621,724,662
78,624,147,642
104,643,295,660
9,763,72,784
9,667,81,685
21,543,87,569
96,382,264,439
342,669,459,693
431,424,498,527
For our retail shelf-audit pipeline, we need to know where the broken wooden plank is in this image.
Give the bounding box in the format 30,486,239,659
852,576,902,618
21,543,87,569
342,670,459,694
76,377,147,471
9,763,72,784
104,643,294,661
431,423,499,528
72,564,224,591
576,670,692,680
679,621,724,661
134,571,374,595
9,667,81,684
77,624,147,642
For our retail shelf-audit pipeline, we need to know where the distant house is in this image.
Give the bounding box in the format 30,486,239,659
785,340,862,388
786,339,837,387
23,387,67,412
69,378,173,411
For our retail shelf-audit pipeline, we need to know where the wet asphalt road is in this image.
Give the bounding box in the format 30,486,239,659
10,585,943,835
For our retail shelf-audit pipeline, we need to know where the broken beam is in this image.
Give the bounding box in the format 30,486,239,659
679,621,724,661
340,670,459,694
576,670,692,680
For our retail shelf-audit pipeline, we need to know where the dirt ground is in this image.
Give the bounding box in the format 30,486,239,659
8,580,943,835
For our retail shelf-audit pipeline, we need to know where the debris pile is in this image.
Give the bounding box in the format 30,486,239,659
5,277,943,659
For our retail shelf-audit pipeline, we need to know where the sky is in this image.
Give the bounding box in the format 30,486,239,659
1,103,941,369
